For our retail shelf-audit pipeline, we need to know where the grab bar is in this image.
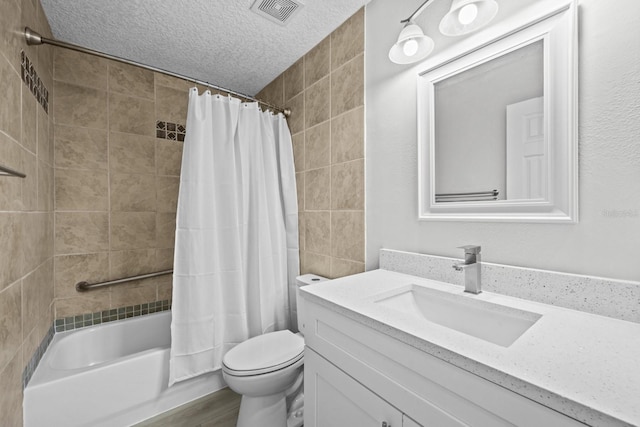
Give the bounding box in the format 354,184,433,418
76,269,173,292
0,163,27,178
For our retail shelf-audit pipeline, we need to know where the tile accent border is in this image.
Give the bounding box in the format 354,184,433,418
156,120,186,141
20,50,49,113
22,324,54,389
380,249,640,324
22,299,172,389
54,299,171,332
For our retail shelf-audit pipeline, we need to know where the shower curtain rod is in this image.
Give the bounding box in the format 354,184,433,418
24,27,291,117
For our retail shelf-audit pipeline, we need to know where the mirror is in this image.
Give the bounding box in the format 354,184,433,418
418,3,577,222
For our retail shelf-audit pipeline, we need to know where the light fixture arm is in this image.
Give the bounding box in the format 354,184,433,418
400,0,435,24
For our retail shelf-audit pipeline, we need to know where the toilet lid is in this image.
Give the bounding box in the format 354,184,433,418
223,330,304,376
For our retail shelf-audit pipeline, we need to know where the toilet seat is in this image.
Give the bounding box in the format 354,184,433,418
222,330,304,377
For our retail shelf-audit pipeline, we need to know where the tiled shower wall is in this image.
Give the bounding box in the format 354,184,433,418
0,0,55,423
257,8,366,279
51,49,198,319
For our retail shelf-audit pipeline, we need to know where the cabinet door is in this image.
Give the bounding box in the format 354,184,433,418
305,348,403,427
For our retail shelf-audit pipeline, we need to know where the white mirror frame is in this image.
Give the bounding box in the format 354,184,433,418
417,1,577,223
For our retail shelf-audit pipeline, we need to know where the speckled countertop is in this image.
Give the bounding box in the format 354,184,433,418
300,269,640,427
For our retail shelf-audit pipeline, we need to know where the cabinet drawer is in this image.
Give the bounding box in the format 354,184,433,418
303,301,586,427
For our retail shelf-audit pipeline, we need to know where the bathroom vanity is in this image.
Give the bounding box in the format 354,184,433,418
299,269,640,427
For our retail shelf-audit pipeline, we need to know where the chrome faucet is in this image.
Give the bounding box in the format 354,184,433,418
453,245,482,294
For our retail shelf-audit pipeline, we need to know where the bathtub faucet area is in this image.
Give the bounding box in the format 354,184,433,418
453,245,482,295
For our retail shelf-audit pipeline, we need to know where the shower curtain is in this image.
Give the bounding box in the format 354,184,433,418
169,88,299,386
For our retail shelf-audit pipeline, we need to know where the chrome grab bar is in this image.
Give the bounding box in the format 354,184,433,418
76,269,173,292
0,163,26,178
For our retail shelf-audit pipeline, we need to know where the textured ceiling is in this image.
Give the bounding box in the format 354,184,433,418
40,0,371,96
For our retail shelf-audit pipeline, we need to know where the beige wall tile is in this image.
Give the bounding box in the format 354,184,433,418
109,93,155,136
110,212,156,251
305,76,330,128
54,47,108,89
110,172,156,212
331,257,365,278
331,8,365,70
0,54,21,141
292,132,304,172
298,212,305,251
21,259,53,338
156,176,179,213
55,294,107,318
22,212,52,273
55,168,108,211
155,248,174,271
286,92,304,135
331,211,364,262
53,81,108,129
305,211,331,255
54,125,108,170
0,281,21,371
331,106,364,164
155,85,188,124
284,58,304,102
37,104,52,165
331,159,364,210
0,133,23,211
55,253,109,299
110,249,156,279
156,139,183,176
109,132,155,174
110,278,157,307
154,73,193,91
109,61,155,99
331,54,364,117
21,84,37,154
305,36,330,88
156,275,173,301
305,121,330,170
0,0,23,73
302,251,331,277
37,159,54,211
305,167,330,210
21,149,38,211
256,75,284,107
0,346,23,427
156,212,176,249
55,212,109,255
20,0,38,63
296,172,304,212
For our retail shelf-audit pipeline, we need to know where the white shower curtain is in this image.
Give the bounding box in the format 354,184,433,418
168,89,299,386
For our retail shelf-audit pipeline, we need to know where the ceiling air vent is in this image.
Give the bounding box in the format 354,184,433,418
250,0,304,26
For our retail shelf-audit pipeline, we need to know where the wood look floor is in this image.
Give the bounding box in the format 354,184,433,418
134,387,241,427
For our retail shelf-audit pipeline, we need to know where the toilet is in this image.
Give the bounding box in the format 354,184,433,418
222,274,329,427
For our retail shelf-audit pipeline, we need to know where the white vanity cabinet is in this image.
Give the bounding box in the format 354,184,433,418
301,298,587,427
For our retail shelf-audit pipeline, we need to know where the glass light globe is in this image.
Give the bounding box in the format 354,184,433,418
458,3,478,25
402,39,419,56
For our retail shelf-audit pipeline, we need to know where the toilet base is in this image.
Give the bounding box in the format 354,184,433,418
237,392,286,427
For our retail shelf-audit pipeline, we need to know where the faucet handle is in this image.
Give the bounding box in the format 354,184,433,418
458,245,481,255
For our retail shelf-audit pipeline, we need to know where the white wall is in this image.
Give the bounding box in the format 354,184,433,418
365,0,640,281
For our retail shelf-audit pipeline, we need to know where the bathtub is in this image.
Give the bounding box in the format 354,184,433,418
24,311,226,427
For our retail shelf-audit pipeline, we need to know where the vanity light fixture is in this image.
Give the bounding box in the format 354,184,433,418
389,0,500,65
439,0,499,36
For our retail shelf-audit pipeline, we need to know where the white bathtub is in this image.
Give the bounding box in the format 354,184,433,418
24,311,226,427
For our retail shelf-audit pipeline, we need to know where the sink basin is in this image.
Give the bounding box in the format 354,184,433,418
374,285,541,347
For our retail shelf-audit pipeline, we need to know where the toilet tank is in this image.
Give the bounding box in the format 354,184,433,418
294,274,329,334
